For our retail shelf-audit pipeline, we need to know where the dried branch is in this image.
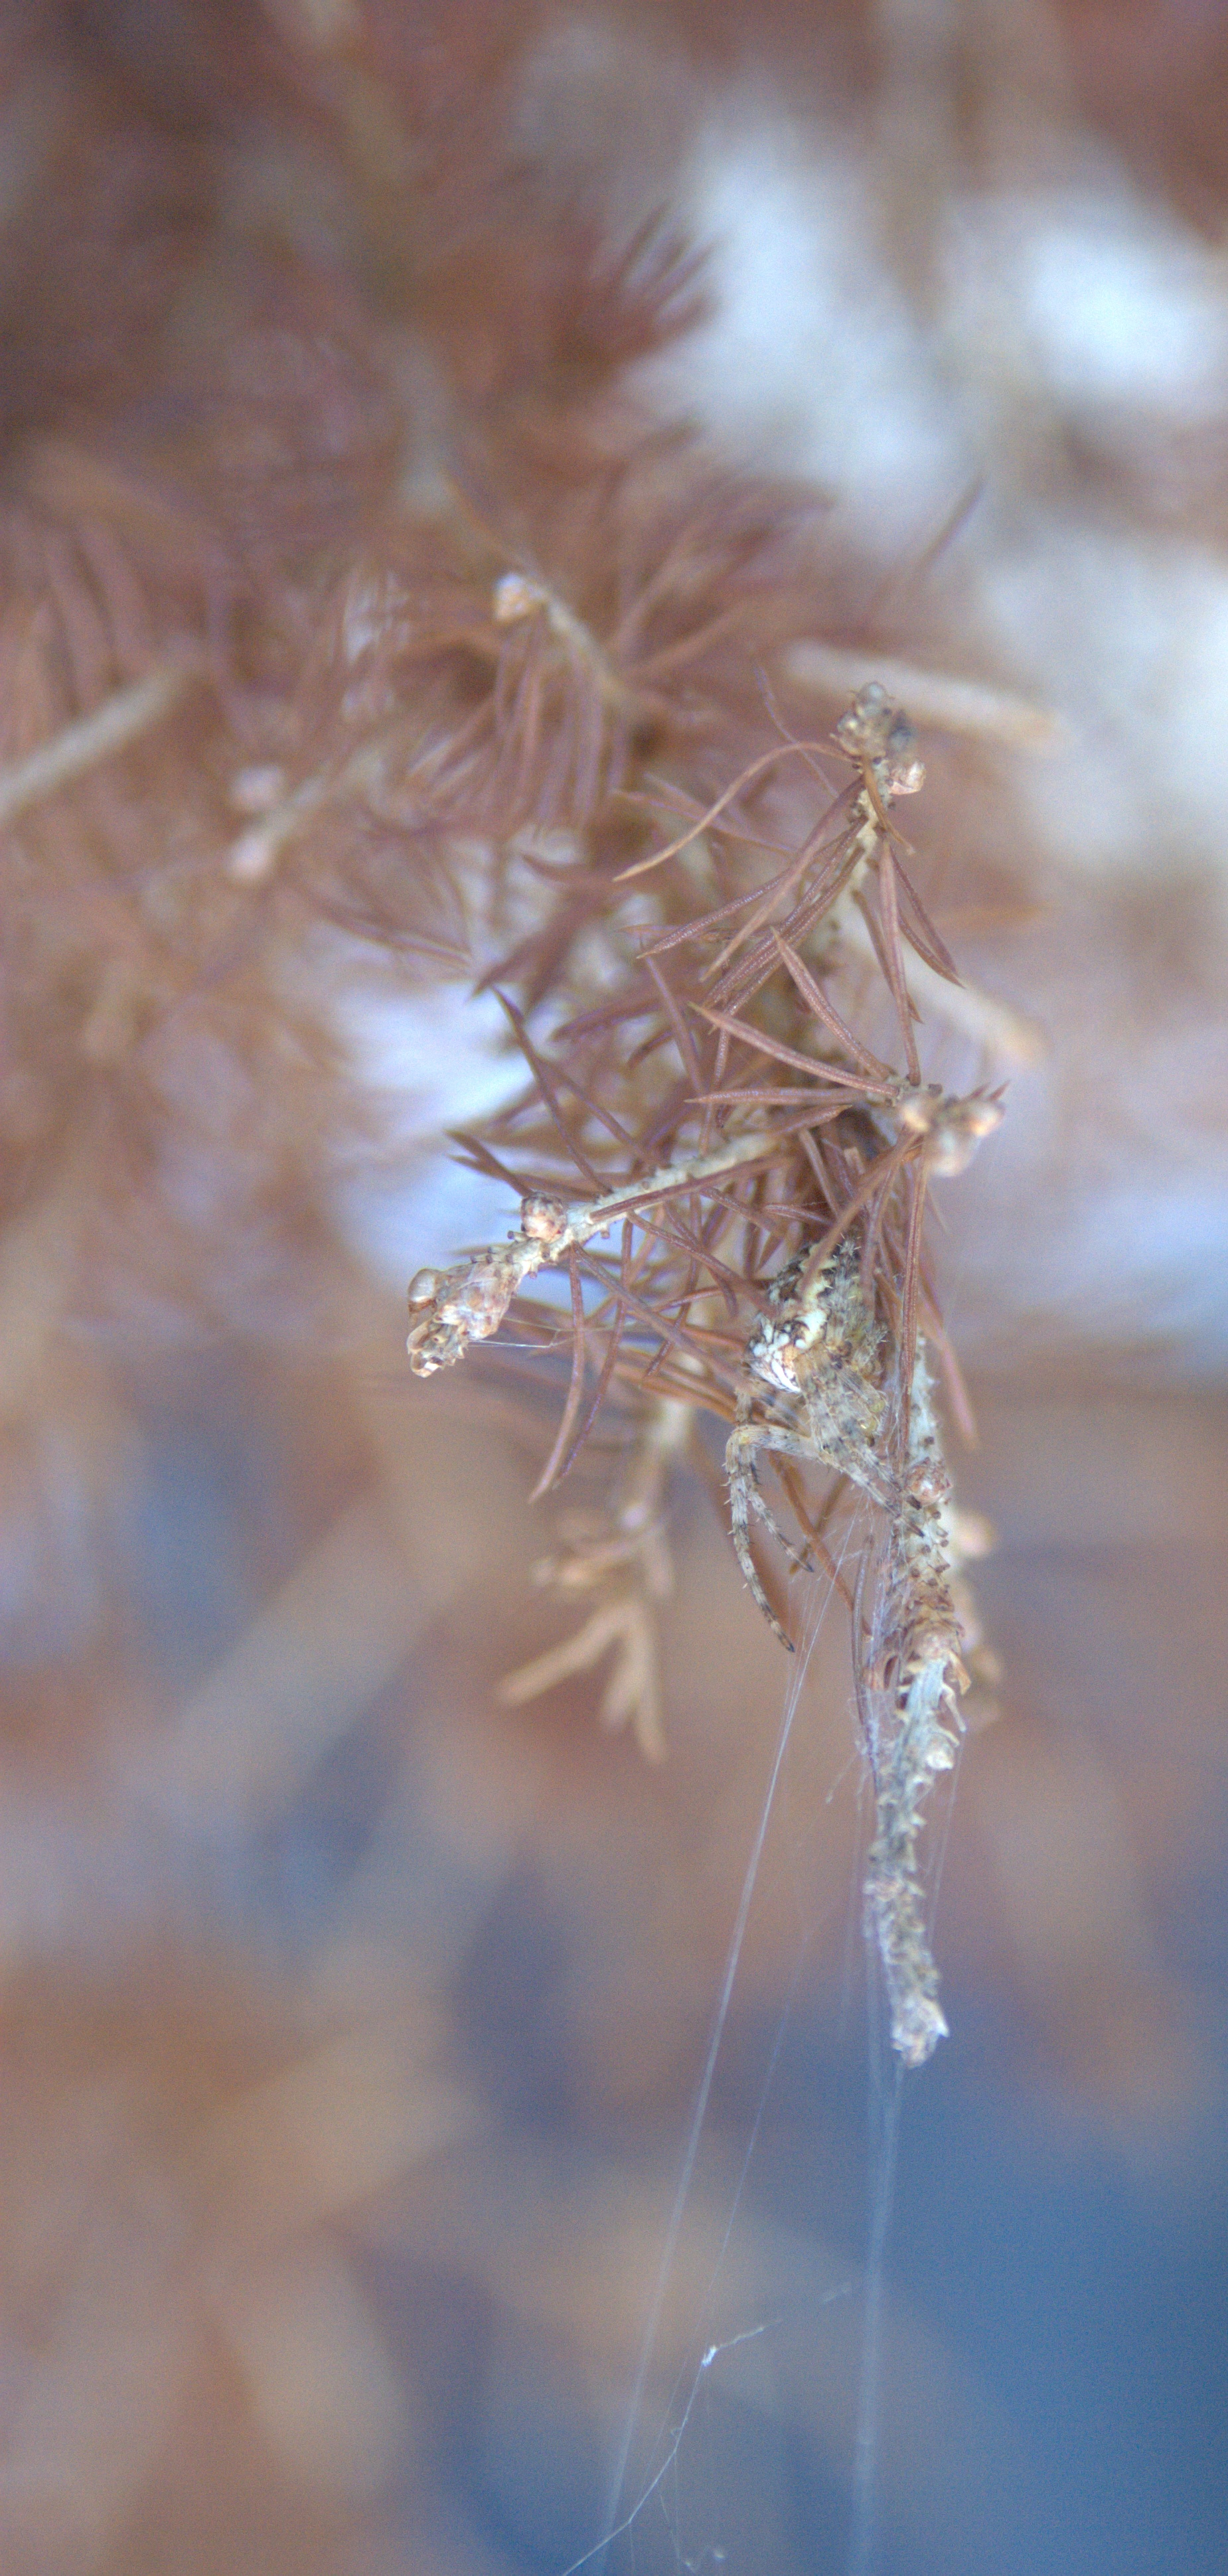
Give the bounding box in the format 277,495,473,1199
406,682,1006,2059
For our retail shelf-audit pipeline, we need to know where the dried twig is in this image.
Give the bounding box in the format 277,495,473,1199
408,684,1005,2062
0,664,196,828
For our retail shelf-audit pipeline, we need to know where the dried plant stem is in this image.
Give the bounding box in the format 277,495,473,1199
497,1395,693,1762
406,1132,781,1377
406,684,1004,2062
0,664,196,828
785,639,1063,751
493,573,635,712
722,1225,982,2058
860,1349,966,2066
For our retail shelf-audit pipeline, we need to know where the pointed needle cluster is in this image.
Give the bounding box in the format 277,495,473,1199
407,684,1008,2062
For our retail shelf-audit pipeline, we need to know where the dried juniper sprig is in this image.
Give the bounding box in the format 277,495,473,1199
858,1346,970,2067
496,1393,695,1767
710,1219,983,2062
405,1132,779,1377
405,684,1006,2064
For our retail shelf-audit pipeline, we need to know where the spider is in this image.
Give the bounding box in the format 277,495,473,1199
726,1235,893,1647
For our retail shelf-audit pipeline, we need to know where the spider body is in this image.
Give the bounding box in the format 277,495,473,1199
726,1236,891,1646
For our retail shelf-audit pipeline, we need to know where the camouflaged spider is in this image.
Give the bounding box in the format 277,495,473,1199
726,1235,893,1648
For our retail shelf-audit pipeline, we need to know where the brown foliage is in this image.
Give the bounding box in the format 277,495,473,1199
1,7,1225,2571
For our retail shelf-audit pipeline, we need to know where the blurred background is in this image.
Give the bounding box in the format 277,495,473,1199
0,6,1225,2574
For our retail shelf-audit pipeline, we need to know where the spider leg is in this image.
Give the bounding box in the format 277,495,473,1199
747,1469,814,1580
726,1418,823,1651
726,1424,792,1649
